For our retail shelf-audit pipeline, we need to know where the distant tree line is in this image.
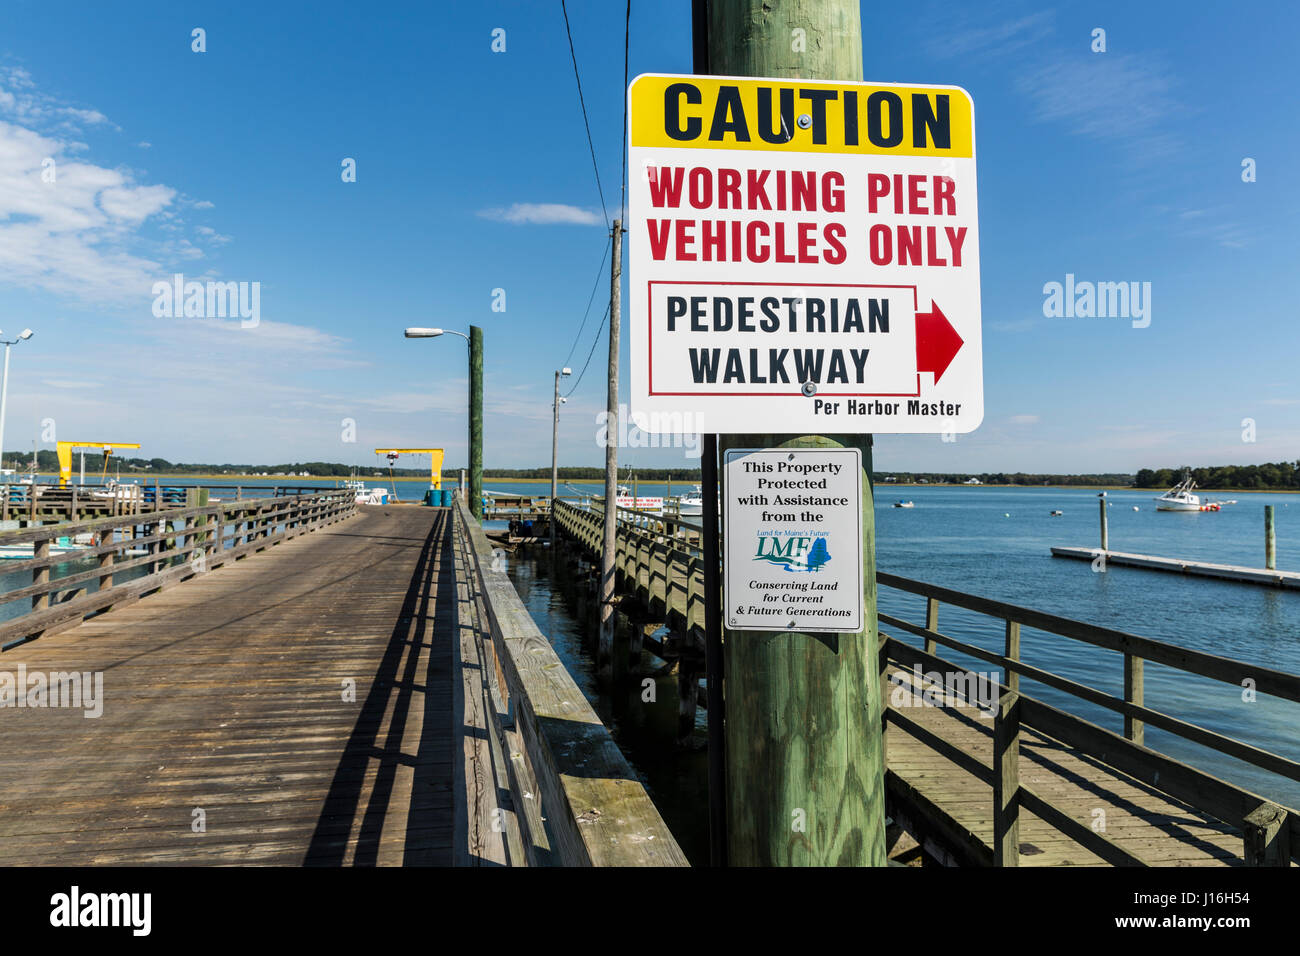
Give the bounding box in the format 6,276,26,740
14,450,1293,488
2,451,429,478
876,472,1133,486
1135,462,1300,490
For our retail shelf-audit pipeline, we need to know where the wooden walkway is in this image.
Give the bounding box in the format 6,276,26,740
0,505,458,865
884,665,1247,866
1052,546,1300,589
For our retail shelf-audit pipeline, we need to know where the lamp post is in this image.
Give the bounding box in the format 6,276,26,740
0,329,34,474
551,367,572,546
404,325,484,519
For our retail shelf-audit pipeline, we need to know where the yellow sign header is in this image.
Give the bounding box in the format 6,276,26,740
630,74,973,158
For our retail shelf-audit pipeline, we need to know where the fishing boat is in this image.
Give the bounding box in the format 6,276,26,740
89,479,144,502
892,500,914,508
676,485,704,516
1155,477,1205,512
343,479,388,504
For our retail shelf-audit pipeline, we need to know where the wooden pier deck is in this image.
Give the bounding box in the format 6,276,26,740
0,496,686,867
884,665,1245,866
1052,546,1300,589
0,506,456,865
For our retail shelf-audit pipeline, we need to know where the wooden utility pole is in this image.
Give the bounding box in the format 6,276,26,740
550,369,562,548
702,0,886,866
469,325,484,520
600,219,625,679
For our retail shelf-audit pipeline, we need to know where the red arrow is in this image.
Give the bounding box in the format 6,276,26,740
915,300,963,385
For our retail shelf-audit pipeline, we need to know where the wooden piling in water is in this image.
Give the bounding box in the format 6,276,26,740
1099,494,1109,551
1266,505,1276,571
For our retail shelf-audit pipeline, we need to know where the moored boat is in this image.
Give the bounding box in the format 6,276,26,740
1155,477,1204,511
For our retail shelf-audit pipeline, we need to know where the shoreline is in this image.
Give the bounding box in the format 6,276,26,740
11,472,1296,494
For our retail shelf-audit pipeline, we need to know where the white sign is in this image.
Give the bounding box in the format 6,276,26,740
724,447,862,633
628,73,982,434
615,495,664,512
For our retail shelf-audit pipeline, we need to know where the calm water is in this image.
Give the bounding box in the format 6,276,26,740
494,483,1300,862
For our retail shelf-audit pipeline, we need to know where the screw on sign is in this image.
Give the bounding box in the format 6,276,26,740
627,74,983,437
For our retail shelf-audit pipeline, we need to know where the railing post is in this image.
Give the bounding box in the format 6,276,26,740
32,535,50,610
1124,652,1144,744
1243,802,1290,866
993,690,1021,867
1003,620,1020,694
924,596,939,656
98,526,115,593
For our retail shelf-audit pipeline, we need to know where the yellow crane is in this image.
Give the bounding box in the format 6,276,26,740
373,448,445,491
56,441,142,486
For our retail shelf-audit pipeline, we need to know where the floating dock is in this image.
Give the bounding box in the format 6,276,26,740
1051,546,1300,589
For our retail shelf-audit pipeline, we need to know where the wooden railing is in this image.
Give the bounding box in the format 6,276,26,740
553,498,706,638
551,498,1300,866
875,573,1300,867
0,489,357,650
454,493,688,866
0,482,333,521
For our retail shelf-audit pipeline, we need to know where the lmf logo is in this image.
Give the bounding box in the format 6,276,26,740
754,534,831,572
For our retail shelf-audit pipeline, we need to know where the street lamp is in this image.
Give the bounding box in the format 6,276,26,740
550,367,572,545
403,325,483,519
0,328,34,474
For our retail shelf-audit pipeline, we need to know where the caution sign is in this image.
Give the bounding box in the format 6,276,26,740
724,447,862,633
628,74,982,434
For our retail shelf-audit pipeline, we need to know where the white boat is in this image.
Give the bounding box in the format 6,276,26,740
1155,477,1203,512
0,536,89,560
343,479,389,505
892,500,914,508
90,480,143,501
676,485,704,517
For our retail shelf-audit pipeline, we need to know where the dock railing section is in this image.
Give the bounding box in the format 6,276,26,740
455,492,688,866
0,489,357,651
876,573,1300,867
0,482,347,522
551,497,1300,867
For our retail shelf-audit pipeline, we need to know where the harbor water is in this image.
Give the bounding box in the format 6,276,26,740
493,482,1300,861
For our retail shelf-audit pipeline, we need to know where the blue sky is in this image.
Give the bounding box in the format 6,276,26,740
0,0,1295,474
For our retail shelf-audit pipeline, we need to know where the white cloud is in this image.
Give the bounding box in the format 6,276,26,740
477,203,604,226
1008,414,1040,425
0,68,236,304
925,11,1053,59
1013,55,1182,162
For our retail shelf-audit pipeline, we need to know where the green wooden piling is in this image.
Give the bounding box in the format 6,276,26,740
707,0,885,869
1265,505,1276,570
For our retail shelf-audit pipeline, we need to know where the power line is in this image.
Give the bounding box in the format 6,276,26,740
620,0,631,222
561,0,609,226
562,235,611,368
565,301,610,396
